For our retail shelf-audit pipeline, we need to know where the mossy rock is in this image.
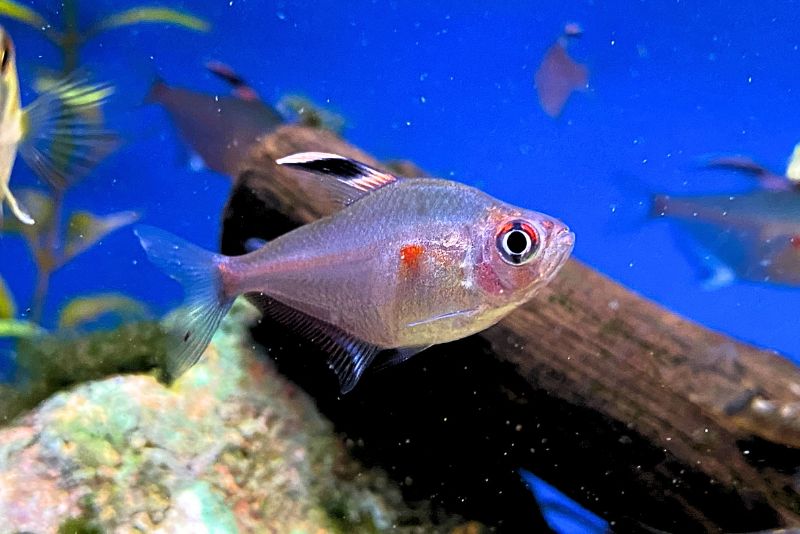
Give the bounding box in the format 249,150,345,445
0,300,475,532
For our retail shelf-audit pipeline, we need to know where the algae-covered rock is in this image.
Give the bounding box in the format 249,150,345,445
0,300,456,533
0,321,167,424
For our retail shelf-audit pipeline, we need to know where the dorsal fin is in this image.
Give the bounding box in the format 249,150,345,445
276,152,399,206
250,293,381,393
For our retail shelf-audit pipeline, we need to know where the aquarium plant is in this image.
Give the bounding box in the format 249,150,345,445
0,1,210,417
0,0,209,74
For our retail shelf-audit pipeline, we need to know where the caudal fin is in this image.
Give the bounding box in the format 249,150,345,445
134,225,234,381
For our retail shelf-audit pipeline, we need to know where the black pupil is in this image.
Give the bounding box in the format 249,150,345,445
506,230,529,255
1,45,8,72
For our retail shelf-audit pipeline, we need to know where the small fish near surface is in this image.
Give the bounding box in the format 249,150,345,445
534,23,589,118
136,153,574,392
147,61,284,178
653,189,800,287
0,25,116,225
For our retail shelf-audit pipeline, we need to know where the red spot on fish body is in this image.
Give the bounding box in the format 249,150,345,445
791,236,800,249
400,244,425,270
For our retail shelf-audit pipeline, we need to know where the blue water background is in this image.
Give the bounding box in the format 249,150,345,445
1,2,798,371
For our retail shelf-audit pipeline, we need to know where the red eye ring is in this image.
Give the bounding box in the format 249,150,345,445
496,220,540,265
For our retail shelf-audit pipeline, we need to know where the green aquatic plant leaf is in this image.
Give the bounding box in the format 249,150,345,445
58,293,150,330
0,0,50,30
0,319,45,338
0,275,15,319
88,6,210,36
64,210,139,262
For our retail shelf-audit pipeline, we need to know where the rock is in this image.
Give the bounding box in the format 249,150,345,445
0,301,459,533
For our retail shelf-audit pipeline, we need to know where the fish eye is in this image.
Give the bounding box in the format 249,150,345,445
496,220,540,265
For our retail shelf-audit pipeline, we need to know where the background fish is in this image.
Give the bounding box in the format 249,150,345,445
653,190,800,286
534,23,589,118
0,25,116,225
147,63,284,178
705,142,800,192
136,153,574,392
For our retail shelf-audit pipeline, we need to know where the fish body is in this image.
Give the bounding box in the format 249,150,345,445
229,178,570,347
148,72,283,177
137,153,574,391
0,28,30,224
0,25,116,225
654,190,800,285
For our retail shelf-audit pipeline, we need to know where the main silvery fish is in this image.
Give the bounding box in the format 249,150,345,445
0,25,116,225
136,153,575,392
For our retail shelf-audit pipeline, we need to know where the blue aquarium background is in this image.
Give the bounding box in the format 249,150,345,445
0,1,798,530
3,1,797,360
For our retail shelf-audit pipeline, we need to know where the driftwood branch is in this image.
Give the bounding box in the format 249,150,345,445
221,125,800,532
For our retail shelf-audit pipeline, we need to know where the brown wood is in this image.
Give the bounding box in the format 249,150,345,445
221,125,800,532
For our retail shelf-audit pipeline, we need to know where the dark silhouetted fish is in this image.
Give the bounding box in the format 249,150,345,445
534,23,589,118
147,62,283,178
653,189,800,287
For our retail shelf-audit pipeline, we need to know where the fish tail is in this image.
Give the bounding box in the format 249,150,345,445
134,225,235,382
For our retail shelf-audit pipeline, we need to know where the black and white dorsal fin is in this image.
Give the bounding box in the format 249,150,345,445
250,293,381,393
276,152,399,206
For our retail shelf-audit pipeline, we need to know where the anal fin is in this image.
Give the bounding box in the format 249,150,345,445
250,293,381,393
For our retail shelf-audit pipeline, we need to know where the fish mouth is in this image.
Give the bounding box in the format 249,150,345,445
556,227,576,251
541,226,575,280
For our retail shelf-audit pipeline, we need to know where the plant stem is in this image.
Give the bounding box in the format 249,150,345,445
30,262,50,324
61,0,81,74
30,188,65,324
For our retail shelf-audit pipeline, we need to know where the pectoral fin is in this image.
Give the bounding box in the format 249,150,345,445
372,345,431,372
19,74,118,190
